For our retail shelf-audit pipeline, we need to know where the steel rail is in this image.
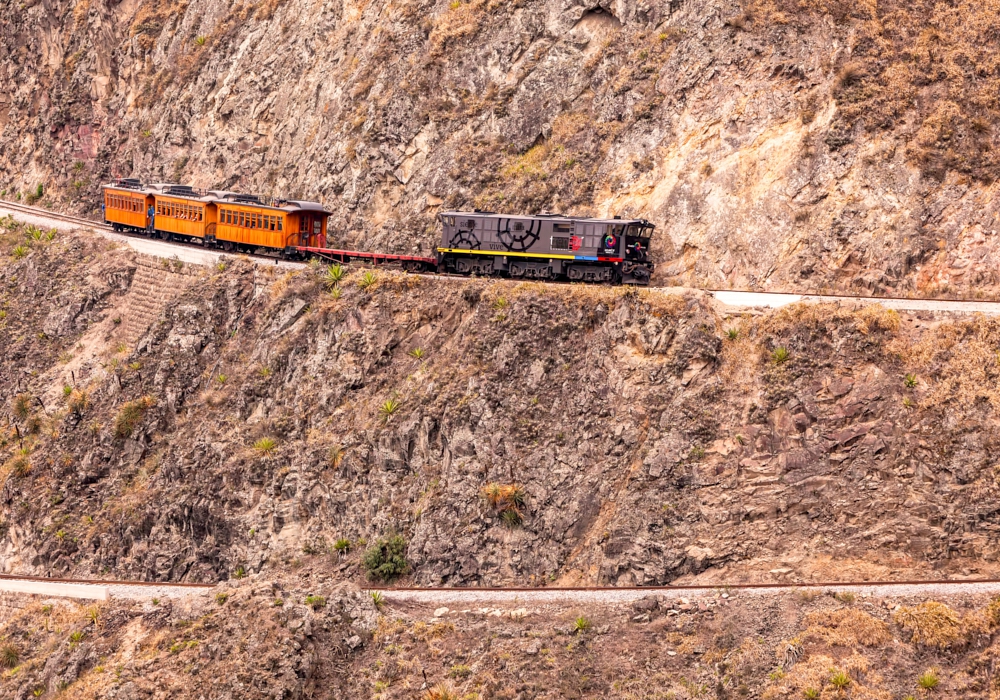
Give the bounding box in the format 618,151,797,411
1,570,999,593
0,573,213,589
367,578,1000,592
0,200,111,231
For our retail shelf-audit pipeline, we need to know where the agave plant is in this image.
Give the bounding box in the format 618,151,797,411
325,263,346,287
379,398,401,421
358,270,377,291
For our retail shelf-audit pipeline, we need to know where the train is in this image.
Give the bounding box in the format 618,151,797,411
101,179,655,285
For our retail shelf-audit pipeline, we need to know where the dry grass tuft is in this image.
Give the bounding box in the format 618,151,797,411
889,316,1000,411
422,682,459,700
763,652,888,700
893,601,969,649
853,305,900,335
803,608,892,647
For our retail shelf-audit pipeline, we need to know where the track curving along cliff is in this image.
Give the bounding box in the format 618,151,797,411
4,0,1000,299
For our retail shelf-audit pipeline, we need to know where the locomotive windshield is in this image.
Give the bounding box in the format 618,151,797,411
625,223,652,261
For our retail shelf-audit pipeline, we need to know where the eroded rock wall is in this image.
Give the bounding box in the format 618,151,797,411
3,228,1000,587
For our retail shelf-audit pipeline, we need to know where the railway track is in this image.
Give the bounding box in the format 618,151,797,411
2,570,1000,597
4,199,999,314
0,199,111,231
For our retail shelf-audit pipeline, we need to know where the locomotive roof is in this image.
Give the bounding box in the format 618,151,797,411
441,211,653,226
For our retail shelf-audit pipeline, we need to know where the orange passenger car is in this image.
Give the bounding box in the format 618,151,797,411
214,194,329,252
149,185,217,242
103,179,153,231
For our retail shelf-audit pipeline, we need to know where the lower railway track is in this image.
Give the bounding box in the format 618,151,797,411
2,571,1000,601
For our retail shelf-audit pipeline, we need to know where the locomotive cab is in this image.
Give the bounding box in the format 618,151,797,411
624,222,653,262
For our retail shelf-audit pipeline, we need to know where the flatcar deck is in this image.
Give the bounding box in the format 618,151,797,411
295,245,437,269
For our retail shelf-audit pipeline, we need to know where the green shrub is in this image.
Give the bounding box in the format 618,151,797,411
305,594,326,609
325,264,345,287
253,437,277,455
574,616,592,633
905,373,918,388
362,534,409,582
379,398,401,421
370,590,385,609
232,566,246,579
829,670,850,690
918,670,939,690
215,593,229,605
726,328,739,340
333,537,351,553
11,245,28,260
448,664,472,679
114,396,156,439
409,347,425,359
482,483,526,527
772,346,790,364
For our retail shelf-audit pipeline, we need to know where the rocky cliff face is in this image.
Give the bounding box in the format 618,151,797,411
3,0,1000,295
3,225,1000,587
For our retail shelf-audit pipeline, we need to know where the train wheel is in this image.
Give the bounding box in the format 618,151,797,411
158,229,169,241
222,241,234,252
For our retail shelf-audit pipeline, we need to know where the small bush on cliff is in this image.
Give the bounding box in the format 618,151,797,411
253,437,277,455
68,390,90,416
918,670,939,690
114,396,156,439
362,534,409,582
0,643,18,668
379,398,401,422
324,264,345,287
482,483,526,527
12,393,32,419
